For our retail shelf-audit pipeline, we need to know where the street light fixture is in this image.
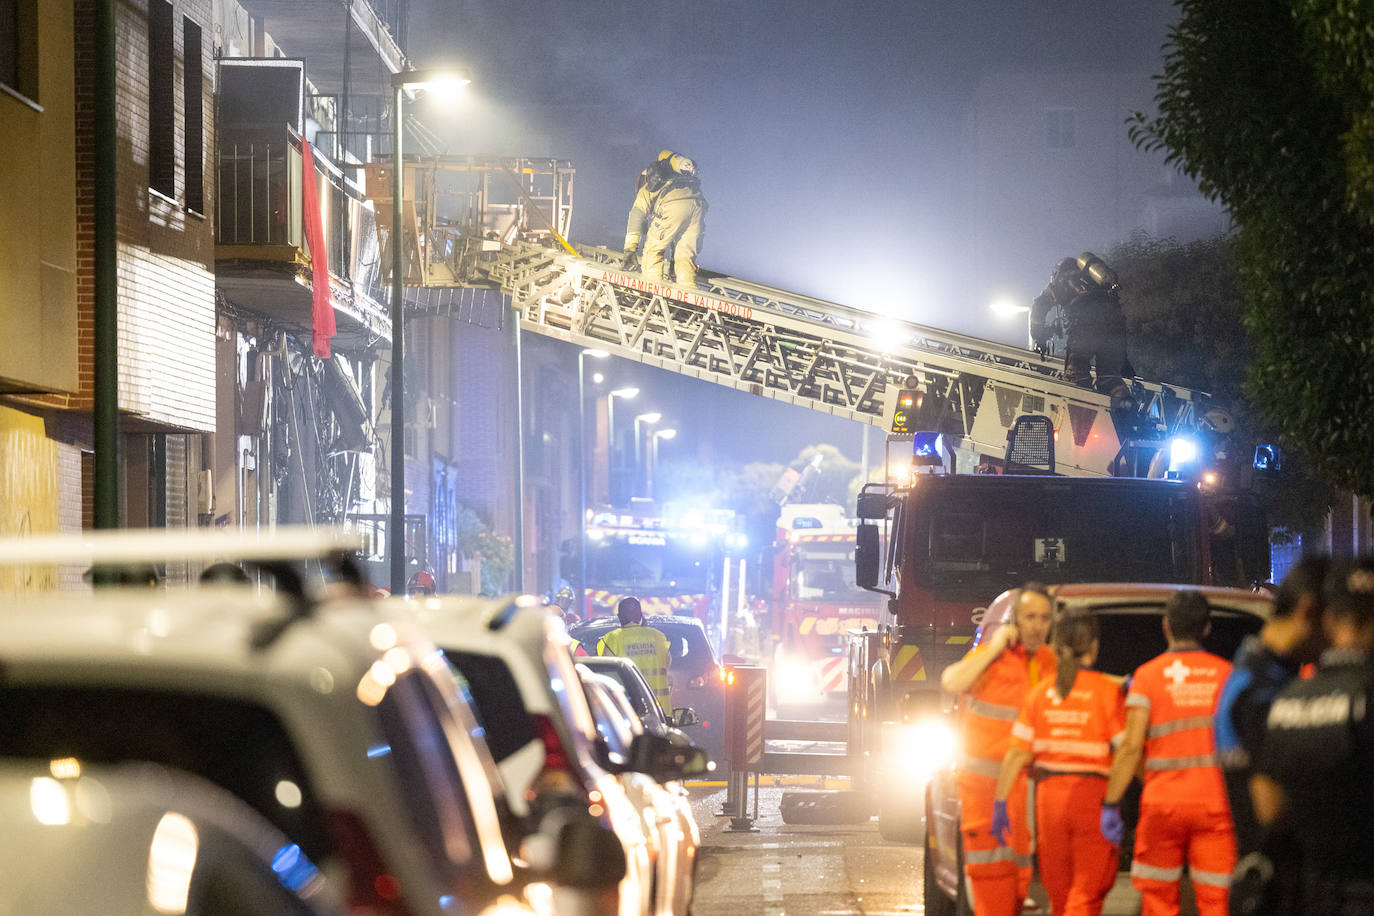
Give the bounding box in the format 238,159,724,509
576,348,609,617
633,411,662,497
388,66,471,595
605,387,638,507
648,427,677,500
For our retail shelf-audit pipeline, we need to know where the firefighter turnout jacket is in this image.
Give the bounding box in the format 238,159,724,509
1010,670,1126,916
597,624,672,712
1127,649,1235,916
957,641,1056,916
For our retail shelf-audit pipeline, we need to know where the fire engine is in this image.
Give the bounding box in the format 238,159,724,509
582,500,745,624
768,503,883,716
847,421,1271,839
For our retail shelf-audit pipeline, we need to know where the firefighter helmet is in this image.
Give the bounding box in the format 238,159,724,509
406,569,436,597
553,585,576,612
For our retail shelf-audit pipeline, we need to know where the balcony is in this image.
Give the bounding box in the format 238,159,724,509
215,121,391,349
228,0,407,96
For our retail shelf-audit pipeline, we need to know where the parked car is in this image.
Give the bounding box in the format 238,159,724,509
0,759,345,916
922,583,1273,916
575,656,702,741
411,595,707,916
0,557,572,916
570,615,725,762
578,667,702,916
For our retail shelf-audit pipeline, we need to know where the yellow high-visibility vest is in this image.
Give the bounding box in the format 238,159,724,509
597,624,672,712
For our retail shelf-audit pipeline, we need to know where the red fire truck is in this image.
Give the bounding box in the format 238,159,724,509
582,500,744,622
768,503,884,717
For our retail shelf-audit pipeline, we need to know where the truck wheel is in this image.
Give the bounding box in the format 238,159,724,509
878,793,924,843
922,817,956,916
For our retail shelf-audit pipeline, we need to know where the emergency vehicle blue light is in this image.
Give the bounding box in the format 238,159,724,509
366,744,392,759
1170,437,1198,468
792,517,823,529
912,431,942,458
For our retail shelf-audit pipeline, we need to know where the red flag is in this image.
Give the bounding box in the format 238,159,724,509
300,138,335,358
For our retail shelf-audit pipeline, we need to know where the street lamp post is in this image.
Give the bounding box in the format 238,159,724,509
606,386,638,506
633,411,661,498
577,348,608,616
648,427,677,500
389,67,469,595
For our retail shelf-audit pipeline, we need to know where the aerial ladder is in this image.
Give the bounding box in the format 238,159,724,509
365,153,1218,477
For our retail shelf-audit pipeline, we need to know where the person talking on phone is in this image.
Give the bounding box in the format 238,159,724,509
941,583,1057,915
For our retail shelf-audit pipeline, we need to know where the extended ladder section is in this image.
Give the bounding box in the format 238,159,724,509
466,242,1214,479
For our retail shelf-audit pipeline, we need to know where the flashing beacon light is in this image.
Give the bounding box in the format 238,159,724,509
1166,437,1199,479
890,375,923,434
912,431,944,469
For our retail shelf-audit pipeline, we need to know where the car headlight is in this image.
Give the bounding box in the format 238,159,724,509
887,718,958,781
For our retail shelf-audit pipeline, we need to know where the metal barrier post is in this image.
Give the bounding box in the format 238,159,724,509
721,664,766,832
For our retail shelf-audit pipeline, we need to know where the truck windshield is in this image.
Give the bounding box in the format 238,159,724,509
908,480,1202,588
586,537,712,592
791,546,869,603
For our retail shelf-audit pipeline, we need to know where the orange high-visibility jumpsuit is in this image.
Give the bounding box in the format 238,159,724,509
1009,670,1126,916
1126,650,1235,916
957,642,1057,916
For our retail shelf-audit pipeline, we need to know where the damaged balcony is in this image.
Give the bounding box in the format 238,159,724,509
214,58,391,350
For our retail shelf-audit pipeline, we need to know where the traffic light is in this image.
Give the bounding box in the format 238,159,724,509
889,374,924,434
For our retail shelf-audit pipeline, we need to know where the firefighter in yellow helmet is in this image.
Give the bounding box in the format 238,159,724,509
596,596,672,712
623,149,707,289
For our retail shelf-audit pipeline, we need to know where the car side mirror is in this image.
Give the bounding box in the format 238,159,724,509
671,707,699,728
552,809,626,890
627,731,713,782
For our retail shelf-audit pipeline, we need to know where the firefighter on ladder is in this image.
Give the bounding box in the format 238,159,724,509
941,584,1057,915
1102,590,1235,916
623,150,707,289
994,607,1125,916
597,596,673,712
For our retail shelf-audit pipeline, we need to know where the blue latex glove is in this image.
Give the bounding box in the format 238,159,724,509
991,799,1011,847
1100,803,1124,845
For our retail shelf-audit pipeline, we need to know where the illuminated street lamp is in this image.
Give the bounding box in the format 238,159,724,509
606,386,638,505
576,348,609,615
633,411,662,497
648,427,677,499
388,66,471,595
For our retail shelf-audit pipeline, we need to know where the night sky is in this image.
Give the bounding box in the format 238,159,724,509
404,1,1186,472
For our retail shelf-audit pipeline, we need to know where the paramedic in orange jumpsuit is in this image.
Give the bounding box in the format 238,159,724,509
994,608,1125,916
1102,590,1235,916
941,584,1057,916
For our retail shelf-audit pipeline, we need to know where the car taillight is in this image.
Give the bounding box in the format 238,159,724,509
689,675,708,688
530,713,573,774
325,808,413,916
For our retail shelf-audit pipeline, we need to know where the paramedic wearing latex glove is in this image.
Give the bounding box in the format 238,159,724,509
1104,590,1235,916
942,584,1056,916
995,608,1125,916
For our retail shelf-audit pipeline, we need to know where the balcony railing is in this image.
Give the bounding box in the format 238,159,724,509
215,124,383,294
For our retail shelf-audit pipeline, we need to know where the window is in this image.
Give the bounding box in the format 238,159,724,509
0,0,37,101
1047,108,1075,149
147,0,175,197
183,17,204,213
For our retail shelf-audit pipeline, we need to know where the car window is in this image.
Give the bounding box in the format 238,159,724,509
586,662,661,725
0,686,331,863
190,832,329,916
443,650,537,763
1093,611,1263,678
375,671,475,872
584,681,634,760
663,624,717,681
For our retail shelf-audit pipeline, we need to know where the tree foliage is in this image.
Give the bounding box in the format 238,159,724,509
1109,233,1334,539
1129,0,1374,499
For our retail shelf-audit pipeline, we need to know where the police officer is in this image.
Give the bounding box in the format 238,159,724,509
1104,590,1235,916
597,596,672,712
941,584,1056,916
624,150,707,289
1252,559,1374,915
1215,557,1329,915
1029,254,1132,408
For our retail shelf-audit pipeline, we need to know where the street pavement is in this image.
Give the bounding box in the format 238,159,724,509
685,781,1161,915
